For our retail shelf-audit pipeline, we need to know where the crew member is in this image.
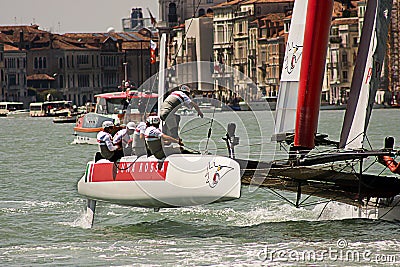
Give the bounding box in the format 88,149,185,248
95,121,123,162
159,85,203,139
144,116,182,159
132,121,147,157
113,121,136,156
378,136,400,174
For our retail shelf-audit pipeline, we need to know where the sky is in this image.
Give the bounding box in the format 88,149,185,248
0,0,158,33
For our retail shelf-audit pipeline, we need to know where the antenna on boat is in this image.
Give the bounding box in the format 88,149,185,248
157,33,167,131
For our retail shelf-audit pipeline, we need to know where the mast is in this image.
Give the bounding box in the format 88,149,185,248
293,0,333,151
157,33,167,130
339,0,393,149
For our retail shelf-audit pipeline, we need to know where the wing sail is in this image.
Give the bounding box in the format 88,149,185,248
339,0,393,149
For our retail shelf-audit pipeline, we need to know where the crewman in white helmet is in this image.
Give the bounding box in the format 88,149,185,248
132,121,147,157
159,85,203,139
113,121,136,156
144,116,182,159
95,121,123,162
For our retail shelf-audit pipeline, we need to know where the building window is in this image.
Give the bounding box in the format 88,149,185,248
342,71,348,82
59,58,63,68
34,57,47,69
59,74,64,88
206,0,213,3
8,74,16,85
215,25,224,43
77,55,89,64
78,74,90,87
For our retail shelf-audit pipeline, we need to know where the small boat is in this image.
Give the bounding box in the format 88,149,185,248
73,90,158,144
53,115,77,123
29,101,73,117
238,96,277,111
198,102,222,113
0,102,27,117
176,106,195,116
7,109,30,117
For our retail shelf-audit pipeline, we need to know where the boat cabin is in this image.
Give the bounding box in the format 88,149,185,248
29,101,73,117
0,102,24,116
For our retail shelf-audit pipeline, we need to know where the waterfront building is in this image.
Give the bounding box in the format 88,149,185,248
212,0,293,103
0,25,157,106
168,15,214,91
390,0,400,105
212,0,241,102
0,44,4,101
252,13,286,99
3,43,29,105
325,17,359,105
159,0,226,27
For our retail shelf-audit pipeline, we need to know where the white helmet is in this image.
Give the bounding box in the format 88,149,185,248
180,85,191,93
102,121,114,128
146,116,160,125
126,121,136,130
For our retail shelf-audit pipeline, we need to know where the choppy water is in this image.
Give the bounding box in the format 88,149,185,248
1,109,400,266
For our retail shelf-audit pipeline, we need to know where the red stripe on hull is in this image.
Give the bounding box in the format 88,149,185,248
294,0,334,149
90,161,169,182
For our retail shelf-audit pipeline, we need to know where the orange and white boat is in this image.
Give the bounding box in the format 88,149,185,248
73,90,158,144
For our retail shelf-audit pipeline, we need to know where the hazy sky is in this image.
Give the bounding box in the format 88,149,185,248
0,0,158,33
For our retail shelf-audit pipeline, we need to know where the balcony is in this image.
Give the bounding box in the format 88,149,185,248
232,58,247,65
234,10,251,18
330,36,342,44
265,78,278,85
327,62,338,69
341,61,349,68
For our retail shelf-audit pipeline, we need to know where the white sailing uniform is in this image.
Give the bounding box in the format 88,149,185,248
144,126,163,141
133,122,146,156
144,126,165,159
160,90,192,139
113,128,132,155
97,130,118,159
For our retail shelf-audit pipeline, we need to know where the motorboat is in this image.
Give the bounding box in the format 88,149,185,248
73,90,158,144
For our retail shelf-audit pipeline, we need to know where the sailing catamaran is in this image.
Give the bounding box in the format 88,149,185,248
77,34,241,227
240,0,400,221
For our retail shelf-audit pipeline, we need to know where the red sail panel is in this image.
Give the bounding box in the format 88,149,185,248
294,0,333,150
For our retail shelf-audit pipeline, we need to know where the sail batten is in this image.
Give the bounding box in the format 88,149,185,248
339,0,393,150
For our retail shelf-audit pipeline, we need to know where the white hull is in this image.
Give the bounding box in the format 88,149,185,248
78,154,241,208
72,135,98,145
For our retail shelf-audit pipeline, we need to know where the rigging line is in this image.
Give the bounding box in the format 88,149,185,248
171,0,203,64
378,153,400,175
363,134,373,150
180,120,212,134
362,157,380,173
343,131,364,148
317,200,334,220
378,197,400,220
113,155,142,170
260,186,297,207
204,107,216,153
235,141,273,148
